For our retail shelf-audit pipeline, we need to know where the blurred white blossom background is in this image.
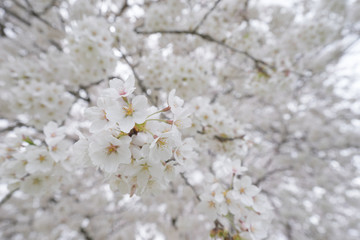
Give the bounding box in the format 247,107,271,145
0,0,360,240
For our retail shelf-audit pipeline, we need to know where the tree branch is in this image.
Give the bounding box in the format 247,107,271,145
118,49,157,106
68,90,90,103
214,134,245,142
117,0,128,17
0,122,27,133
80,227,93,240
180,173,201,202
193,0,222,32
37,0,58,15
255,166,293,185
0,188,18,207
285,222,293,240
13,0,56,29
134,28,311,78
134,28,272,68
1,5,31,26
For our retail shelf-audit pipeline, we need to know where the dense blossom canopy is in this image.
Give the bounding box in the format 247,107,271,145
0,0,360,239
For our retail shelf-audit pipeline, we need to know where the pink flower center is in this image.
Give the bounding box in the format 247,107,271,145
119,89,127,96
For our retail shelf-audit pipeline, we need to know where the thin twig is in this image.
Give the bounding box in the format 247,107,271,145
134,28,311,78
255,166,293,185
285,222,293,240
214,134,245,142
49,39,62,51
37,0,57,15
0,188,18,206
0,122,27,133
193,0,222,32
118,49,157,106
134,28,271,68
180,173,201,202
0,22,5,36
68,90,90,103
13,0,59,30
80,227,93,240
1,6,31,26
117,0,128,17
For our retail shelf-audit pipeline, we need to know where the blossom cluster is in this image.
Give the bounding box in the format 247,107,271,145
0,55,76,129
177,96,272,239
73,77,196,196
188,96,247,159
144,1,197,31
10,81,74,129
1,0,359,239
140,54,211,100
198,172,272,240
0,16,118,130
0,122,72,195
63,16,117,88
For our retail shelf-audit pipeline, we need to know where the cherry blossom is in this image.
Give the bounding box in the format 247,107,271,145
232,176,261,207
107,76,136,98
88,131,132,173
0,0,359,239
43,121,66,147
106,95,149,133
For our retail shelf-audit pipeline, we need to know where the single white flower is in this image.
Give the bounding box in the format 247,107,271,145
174,137,197,165
3,153,27,179
142,177,163,196
246,213,269,240
197,193,219,221
134,156,164,192
48,140,71,162
43,121,65,146
173,107,192,129
163,160,178,181
213,158,247,179
223,190,243,216
168,89,185,114
72,131,91,166
109,175,129,194
106,95,149,133
106,76,135,98
198,184,227,220
85,97,115,133
252,194,273,213
26,147,54,174
20,174,49,195
150,129,181,161
89,131,131,173
233,176,260,206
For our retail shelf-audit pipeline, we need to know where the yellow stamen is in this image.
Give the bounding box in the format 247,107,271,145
38,155,46,162
123,104,134,116
156,138,166,148
140,163,150,170
33,178,41,185
106,143,119,154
